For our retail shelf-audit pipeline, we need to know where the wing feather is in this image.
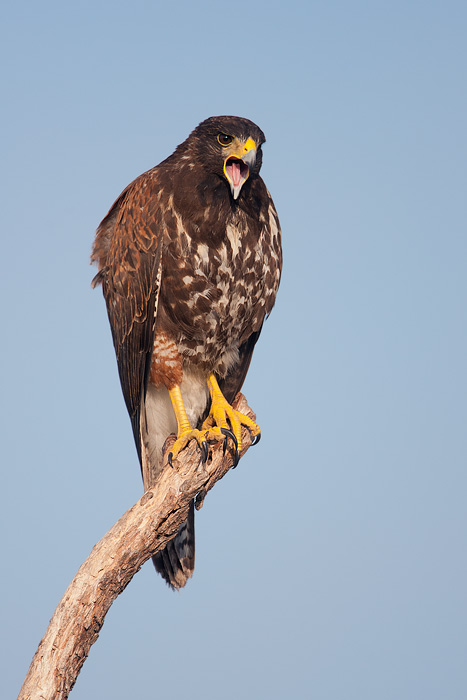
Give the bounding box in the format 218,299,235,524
218,327,263,405
92,172,163,461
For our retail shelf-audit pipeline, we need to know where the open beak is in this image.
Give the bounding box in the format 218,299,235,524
224,137,257,199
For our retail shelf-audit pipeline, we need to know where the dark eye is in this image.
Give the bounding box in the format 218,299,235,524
217,133,233,146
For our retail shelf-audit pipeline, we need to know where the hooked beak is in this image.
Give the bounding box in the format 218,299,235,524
223,137,257,200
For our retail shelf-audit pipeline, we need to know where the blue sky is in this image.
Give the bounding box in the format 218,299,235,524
2,1,467,698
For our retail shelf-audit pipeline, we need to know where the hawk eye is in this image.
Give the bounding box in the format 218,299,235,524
217,133,233,147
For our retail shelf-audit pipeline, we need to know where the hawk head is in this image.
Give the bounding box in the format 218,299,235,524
183,116,266,200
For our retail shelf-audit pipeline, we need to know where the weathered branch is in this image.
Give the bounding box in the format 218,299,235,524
18,394,256,700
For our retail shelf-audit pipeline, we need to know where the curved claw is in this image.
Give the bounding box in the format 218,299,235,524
168,452,174,468
232,449,240,469
221,427,238,450
251,432,261,446
201,440,209,463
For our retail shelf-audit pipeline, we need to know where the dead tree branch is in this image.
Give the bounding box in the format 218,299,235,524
18,394,256,700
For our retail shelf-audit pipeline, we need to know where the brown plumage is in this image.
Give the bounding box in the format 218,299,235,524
92,116,282,588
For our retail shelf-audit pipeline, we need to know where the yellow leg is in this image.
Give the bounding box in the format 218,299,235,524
203,374,261,457
168,385,193,435
167,377,261,467
167,385,209,465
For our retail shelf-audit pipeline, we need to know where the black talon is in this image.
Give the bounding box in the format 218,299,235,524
201,440,209,463
168,452,174,468
232,449,241,469
221,427,238,450
252,432,261,446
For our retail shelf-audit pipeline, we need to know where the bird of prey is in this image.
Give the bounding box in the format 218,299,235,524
91,115,282,589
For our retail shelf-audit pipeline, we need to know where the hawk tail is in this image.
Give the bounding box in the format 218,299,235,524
152,500,195,590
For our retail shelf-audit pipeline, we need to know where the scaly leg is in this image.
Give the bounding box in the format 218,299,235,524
168,376,261,467
202,374,261,465
167,385,209,466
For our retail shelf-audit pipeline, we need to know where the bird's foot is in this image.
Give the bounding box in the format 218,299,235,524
168,429,209,468
167,379,260,469
202,374,261,466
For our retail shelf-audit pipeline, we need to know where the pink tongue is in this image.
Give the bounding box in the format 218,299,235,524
230,161,242,186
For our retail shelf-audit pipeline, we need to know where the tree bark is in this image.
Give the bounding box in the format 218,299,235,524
18,394,256,700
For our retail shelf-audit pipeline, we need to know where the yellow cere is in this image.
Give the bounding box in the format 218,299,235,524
242,137,256,154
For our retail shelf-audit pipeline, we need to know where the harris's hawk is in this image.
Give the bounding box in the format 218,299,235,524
91,116,282,588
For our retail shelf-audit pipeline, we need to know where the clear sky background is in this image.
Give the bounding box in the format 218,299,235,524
2,1,466,698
